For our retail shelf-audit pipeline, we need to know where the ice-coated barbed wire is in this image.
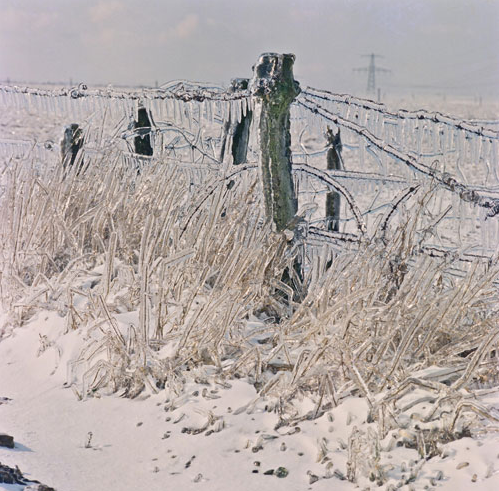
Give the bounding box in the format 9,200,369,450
292,163,367,235
381,185,421,237
178,163,258,238
303,86,499,140
307,224,497,273
0,82,251,103
298,97,499,216
307,227,361,244
121,119,223,165
292,164,416,186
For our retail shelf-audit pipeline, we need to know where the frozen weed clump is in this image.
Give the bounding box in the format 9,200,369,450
0,150,292,396
1,148,498,485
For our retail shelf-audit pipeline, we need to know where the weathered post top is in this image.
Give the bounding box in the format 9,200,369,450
250,52,300,232
250,53,301,105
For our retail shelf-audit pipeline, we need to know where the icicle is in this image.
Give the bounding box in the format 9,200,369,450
491,139,499,185
478,206,489,254
185,101,192,131
431,124,438,157
125,96,133,121
78,97,85,122
119,99,129,119
199,99,206,125
12,91,19,110
241,97,247,119
172,98,179,125
106,95,114,121
47,94,56,119
235,98,242,124
8,90,16,110
67,95,75,120
58,95,65,119
163,96,170,122
220,100,227,126
163,97,171,121
358,138,365,171
414,122,421,156
60,94,67,119
228,99,234,125
150,97,159,124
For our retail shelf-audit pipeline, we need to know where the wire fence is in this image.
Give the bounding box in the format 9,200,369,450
1,77,498,267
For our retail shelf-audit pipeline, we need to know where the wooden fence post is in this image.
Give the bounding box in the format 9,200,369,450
220,78,253,165
325,126,343,231
134,106,153,156
61,123,84,172
250,53,300,232
230,78,253,165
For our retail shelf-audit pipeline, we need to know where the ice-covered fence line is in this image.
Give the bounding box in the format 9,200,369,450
0,80,258,171
306,225,494,263
292,163,367,234
303,86,499,140
0,82,254,136
0,82,250,103
297,96,499,217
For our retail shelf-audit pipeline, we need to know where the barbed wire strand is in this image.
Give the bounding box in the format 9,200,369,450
303,87,499,140
298,97,499,215
0,83,251,103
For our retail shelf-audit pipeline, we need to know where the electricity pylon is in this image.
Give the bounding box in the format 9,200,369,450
354,54,390,96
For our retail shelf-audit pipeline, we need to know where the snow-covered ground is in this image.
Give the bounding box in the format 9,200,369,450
1,308,499,491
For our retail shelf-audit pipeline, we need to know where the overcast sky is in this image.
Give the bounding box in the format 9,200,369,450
0,0,498,98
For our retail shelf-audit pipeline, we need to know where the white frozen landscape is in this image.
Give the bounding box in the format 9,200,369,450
1,80,499,491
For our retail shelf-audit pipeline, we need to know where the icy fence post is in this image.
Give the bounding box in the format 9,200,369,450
134,106,153,156
231,78,253,165
220,78,253,165
325,127,342,232
250,53,300,231
61,123,84,171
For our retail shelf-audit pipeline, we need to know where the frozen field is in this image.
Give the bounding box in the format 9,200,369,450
1,88,499,490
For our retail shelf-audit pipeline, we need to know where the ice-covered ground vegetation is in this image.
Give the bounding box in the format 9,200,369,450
1,140,499,489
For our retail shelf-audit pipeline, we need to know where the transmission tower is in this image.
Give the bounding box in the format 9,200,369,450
354,54,390,96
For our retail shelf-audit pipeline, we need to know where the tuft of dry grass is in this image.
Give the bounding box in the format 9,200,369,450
1,150,498,484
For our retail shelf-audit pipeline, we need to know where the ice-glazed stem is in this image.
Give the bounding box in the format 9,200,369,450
250,53,300,232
